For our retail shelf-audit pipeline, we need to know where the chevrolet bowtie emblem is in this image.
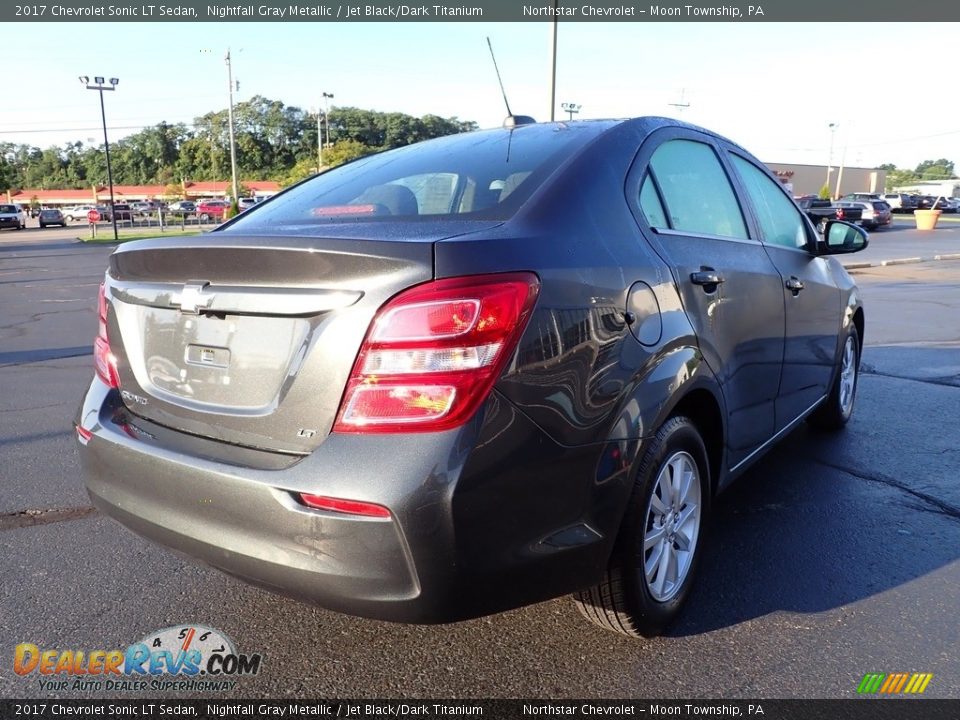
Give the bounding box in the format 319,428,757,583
176,280,212,314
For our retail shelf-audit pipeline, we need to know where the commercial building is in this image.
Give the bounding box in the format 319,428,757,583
764,163,886,199
892,179,960,198
5,180,281,208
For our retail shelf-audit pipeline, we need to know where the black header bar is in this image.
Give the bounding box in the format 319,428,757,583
5,0,960,23
1,699,958,720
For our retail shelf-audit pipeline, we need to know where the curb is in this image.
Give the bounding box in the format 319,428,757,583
843,253,960,270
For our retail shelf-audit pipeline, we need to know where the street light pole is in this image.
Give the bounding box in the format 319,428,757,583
80,76,119,242
316,109,323,171
561,102,581,121
549,0,558,121
826,122,838,197
225,49,240,205
322,92,334,162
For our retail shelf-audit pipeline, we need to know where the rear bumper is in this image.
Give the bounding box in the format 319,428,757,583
76,379,626,623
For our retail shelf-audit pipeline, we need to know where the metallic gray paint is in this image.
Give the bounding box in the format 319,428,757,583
76,117,865,623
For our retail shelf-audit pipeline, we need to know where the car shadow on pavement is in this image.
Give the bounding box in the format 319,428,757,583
668,368,960,636
0,240,85,253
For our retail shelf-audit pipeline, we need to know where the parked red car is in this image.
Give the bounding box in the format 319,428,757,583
196,199,230,222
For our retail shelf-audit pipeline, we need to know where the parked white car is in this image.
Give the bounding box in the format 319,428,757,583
62,205,97,223
0,203,27,230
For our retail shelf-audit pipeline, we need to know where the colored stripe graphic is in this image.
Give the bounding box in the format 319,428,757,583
893,674,909,693
857,673,885,694
857,672,933,694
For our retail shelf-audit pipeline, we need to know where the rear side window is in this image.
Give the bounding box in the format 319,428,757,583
639,175,668,229
731,155,808,250
647,139,748,239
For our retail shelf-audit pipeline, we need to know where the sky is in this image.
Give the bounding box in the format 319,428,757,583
3,21,959,171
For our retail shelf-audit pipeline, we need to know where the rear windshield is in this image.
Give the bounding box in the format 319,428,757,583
227,125,601,229
0,205,17,213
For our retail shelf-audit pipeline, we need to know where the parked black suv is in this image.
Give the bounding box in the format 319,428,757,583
77,118,868,638
110,203,133,222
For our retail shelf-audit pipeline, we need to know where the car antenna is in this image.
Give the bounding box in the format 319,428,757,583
487,37,536,128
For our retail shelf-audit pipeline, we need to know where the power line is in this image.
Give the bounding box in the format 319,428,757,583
1,124,186,135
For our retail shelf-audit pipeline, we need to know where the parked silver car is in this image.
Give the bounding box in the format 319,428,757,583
63,205,98,223
38,208,67,228
837,200,893,230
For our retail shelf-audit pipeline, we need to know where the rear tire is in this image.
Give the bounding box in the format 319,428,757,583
574,416,710,638
807,323,860,431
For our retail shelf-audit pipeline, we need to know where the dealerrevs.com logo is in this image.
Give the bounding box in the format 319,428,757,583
14,625,263,692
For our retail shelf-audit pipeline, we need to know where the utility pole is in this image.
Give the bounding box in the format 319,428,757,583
225,49,240,205
669,89,690,114
826,122,838,195
80,76,119,242
322,92,334,160
835,141,848,199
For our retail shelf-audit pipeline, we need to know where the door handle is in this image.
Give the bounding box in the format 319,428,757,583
690,270,725,286
785,277,805,294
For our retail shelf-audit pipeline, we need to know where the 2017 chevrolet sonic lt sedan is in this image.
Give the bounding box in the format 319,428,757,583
76,117,868,637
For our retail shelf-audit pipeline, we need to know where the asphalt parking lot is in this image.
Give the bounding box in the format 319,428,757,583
0,224,958,699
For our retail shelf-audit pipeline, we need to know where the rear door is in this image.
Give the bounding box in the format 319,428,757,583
725,151,841,431
627,129,785,468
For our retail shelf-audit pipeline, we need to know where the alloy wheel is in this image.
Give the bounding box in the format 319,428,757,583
643,451,702,602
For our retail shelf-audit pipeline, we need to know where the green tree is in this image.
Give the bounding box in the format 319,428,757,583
885,169,919,191
322,140,378,168
4,98,476,190
279,158,319,187
0,154,14,191
914,158,955,179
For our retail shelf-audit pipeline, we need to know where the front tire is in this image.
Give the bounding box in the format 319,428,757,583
808,323,860,431
575,416,710,638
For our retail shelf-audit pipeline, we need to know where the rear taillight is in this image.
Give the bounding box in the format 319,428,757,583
836,209,845,220
94,282,119,389
333,272,540,434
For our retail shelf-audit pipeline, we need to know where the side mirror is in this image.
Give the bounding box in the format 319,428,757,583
817,220,869,255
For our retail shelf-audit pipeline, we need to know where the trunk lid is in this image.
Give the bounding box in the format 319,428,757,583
104,223,498,453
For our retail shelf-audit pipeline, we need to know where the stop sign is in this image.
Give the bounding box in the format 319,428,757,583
87,209,100,223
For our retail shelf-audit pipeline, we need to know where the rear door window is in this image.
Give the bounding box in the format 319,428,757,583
646,139,748,240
